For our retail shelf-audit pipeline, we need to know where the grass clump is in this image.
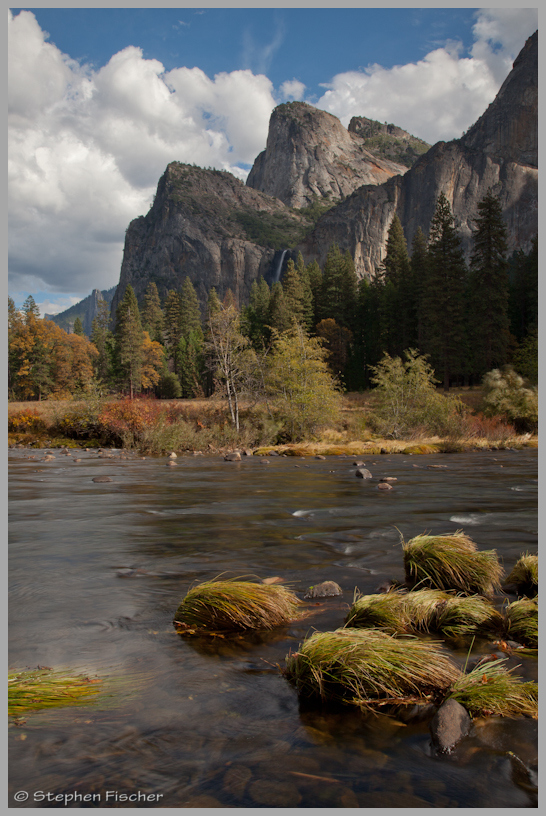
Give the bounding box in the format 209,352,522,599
503,598,538,648
8,668,102,717
402,531,503,596
346,589,503,639
284,628,460,711
504,554,538,597
173,578,304,634
447,659,538,718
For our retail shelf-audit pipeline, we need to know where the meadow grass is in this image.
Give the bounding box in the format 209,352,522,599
346,588,503,639
503,598,538,648
504,554,538,597
448,659,538,718
173,578,304,633
284,628,460,710
8,668,103,717
402,532,503,596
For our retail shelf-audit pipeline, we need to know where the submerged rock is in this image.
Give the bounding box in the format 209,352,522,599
304,581,342,599
355,468,372,479
224,451,242,461
92,476,113,483
429,699,471,754
377,482,393,490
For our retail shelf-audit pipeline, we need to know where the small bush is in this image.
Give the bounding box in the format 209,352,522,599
482,366,538,432
8,409,47,434
157,372,182,399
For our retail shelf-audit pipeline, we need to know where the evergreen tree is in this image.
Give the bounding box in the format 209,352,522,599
207,287,222,318
305,259,322,329
141,282,165,344
421,193,467,390
164,289,183,368
467,190,510,375
296,253,314,330
268,282,291,334
317,244,358,330
90,300,113,385
22,295,40,323
243,276,271,348
73,317,85,336
115,284,144,398
177,277,204,397
281,259,306,327
508,236,538,345
409,227,429,351
378,214,414,356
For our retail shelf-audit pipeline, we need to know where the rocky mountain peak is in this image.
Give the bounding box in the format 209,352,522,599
246,101,408,208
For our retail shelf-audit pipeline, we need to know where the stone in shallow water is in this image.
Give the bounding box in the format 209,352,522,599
304,581,342,599
355,468,372,479
377,482,393,490
429,698,471,754
224,451,241,461
92,476,113,483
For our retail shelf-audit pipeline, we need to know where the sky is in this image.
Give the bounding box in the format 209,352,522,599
7,5,539,318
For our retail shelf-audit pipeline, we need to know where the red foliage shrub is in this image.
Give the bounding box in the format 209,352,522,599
98,398,168,443
460,412,516,441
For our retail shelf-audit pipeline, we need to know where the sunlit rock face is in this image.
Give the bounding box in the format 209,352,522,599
299,31,538,279
246,101,408,209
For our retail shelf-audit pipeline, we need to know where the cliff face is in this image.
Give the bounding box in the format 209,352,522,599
111,163,308,316
347,116,430,168
299,31,538,278
246,101,408,208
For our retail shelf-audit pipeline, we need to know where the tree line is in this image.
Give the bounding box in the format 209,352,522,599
8,189,537,406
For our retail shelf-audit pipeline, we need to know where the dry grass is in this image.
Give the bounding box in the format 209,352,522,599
448,659,538,718
284,628,460,710
8,668,102,717
503,598,538,648
402,531,504,596
346,588,503,639
173,578,304,634
504,554,538,597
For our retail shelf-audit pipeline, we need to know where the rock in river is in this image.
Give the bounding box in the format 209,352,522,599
304,581,342,599
92,476,113,483
429,699,471,754
355,468,372,479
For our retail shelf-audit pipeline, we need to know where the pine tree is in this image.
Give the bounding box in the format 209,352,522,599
90,300,113,384
378,214,414,356
243,277,271,348
141,282,165,344
268,282,291,334
115,284,144,398
422,193,467,390
164,290,183,368
177,277,204,397
467,190,510,375
317,244,357,330
409,227,429,351
305,259,322,329
22,295,40,324
73,317,85,336
282,259,306,327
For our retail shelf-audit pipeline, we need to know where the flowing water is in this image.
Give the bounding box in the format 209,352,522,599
9,447,538,808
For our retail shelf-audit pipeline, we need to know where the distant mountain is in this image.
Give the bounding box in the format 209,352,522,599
45,287,116,336
111,31,537,309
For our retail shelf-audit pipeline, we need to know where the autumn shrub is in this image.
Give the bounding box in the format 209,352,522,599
97,398,167,446
8,409,47,435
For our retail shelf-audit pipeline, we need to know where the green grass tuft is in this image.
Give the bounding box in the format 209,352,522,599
504,597,538,648
504,554,538,597
8,668,103,717
284,628,460,710
447,658,538,718
346,588,503,639
402,531,503,596
174,578,304,633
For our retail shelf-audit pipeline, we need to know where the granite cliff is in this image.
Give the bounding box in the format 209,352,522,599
112,31,537,310
299,31,538,277
46,287,115,336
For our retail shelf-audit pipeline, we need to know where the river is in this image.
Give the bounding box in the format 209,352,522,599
9,447,538,808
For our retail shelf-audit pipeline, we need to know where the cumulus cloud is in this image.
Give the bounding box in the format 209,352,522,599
8,7,538,306
8,9,277,298
314,8,538,143
280,79,306,101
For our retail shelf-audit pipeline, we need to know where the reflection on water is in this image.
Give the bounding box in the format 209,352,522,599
9,448,538,807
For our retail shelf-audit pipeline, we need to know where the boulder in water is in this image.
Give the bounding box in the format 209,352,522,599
304,581,342,599
429,699,471,754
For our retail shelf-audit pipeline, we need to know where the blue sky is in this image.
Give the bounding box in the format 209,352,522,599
8,6,538,316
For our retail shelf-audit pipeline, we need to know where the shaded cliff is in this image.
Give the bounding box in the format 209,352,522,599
299,31,538,278
111,163,310,315
246,101,409,208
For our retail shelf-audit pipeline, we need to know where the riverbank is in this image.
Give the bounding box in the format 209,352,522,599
8,395,537,455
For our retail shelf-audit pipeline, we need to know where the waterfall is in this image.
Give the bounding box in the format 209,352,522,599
273,249,288,284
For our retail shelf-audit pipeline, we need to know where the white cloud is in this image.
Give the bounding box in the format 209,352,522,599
313,8,538,144
8,7,538,305
280,79,306,101
8,9,277,298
